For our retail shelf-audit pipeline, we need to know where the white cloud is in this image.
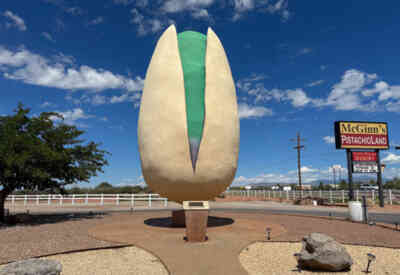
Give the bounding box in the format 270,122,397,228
91,94,107,105
3,11,27,31
233,0,255,12
0,46,144,92
381,153,400,164
325,69,377,110
113,0,134,5
320,65,326,71
162,0,214,13
130,9,172,36
285,89,311,107
323,136,335,144
65,7,84,15
238,103,273,119
40,101,56,108
307,80,324,87
49,108,93,125
289,166,318,174
88,16,104,25
99,116,108,122
41,32,55,42
110,93,142,106
191,9,210,19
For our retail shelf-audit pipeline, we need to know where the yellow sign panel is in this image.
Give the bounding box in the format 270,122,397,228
339,122,387,135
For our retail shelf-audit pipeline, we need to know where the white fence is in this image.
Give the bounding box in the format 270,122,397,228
5,193,168,207
224,189,400,205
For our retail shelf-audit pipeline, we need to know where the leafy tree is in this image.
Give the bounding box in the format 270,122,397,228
338,180,348,190
0,103,110,222
96,182,113,189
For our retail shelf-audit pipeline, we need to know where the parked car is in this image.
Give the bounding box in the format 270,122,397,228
359,184,379,191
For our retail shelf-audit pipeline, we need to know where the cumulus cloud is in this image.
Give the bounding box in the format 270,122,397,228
307,80,324,87
41,32,55,42
381,153,400,164
238,103,273,119
49,108,93,126
130,9,173,36
3,11,27,31
161,0,214,13
88,16,104,25
323,136,335,144
40,101,56,108
0,46,144,92
285,89,311,107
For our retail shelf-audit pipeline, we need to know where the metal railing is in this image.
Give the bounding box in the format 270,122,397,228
224,189,399,205
5,193,168,208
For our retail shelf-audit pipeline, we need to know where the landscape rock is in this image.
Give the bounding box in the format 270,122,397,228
297,233,353,272
0,258,62,275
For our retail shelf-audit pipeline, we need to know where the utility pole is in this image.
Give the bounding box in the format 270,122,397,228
291,132,305,198
333,166,336,190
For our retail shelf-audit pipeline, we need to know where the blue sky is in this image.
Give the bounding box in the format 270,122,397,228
1,0,400,189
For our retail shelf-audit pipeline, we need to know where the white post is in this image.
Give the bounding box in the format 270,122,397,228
116,194,119,206
342,190,345,203
48,194,51,205
268,191,270,200
164,197,167,207
372,190,375,205
329,190,332,203
356,190,359,201
85,193,88,205
319,189,322,199
101,194,104,205
149,194,152,207
389,189,393,205
279,190,282,198
309,190,312,198
59,195,63,205
24,194,27,206
72,194,75,205
286,190,289,200
12,195,15,206
131,194,134,207
36,195,39,205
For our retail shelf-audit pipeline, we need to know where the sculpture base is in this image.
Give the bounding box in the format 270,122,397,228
185,210,209,242
171,210,186,227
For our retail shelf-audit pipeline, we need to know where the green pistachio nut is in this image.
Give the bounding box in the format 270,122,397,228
137,25,240,203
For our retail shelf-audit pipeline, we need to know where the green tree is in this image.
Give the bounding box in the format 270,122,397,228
96,182,113,189
0,103,110,222
338,180,348,190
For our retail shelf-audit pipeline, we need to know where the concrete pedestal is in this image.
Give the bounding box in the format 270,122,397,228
172,210,186,227
185,210,209,242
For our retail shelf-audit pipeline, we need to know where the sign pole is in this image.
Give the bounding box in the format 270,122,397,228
346,149,354,201
376,149,384,207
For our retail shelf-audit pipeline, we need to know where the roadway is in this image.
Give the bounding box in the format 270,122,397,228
7,200,400,225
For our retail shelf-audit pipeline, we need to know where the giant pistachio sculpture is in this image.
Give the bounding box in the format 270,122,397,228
137,25,239,203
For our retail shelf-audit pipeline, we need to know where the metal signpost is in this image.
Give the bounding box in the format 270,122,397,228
334,121,389,207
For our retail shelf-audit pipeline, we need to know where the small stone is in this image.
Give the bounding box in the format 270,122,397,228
0,258,62,275
297,233,353,272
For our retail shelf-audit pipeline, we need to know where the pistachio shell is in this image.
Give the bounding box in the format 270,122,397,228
137,25,239,203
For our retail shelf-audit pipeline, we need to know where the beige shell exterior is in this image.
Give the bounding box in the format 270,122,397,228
137,25,239,203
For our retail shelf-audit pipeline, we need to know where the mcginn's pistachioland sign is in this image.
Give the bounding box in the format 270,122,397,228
334,121,389,149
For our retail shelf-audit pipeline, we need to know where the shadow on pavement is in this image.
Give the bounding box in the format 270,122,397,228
144,215,235,228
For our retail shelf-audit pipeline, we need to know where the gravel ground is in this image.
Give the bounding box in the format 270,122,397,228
42,246,168,275
0,213,118,265
240,242,400,275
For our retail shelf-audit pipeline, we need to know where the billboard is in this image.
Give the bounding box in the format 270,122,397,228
335,121,389,149
352,151,377,162
352,162,378,173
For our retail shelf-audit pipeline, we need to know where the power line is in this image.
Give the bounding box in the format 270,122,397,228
290,132,306,197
